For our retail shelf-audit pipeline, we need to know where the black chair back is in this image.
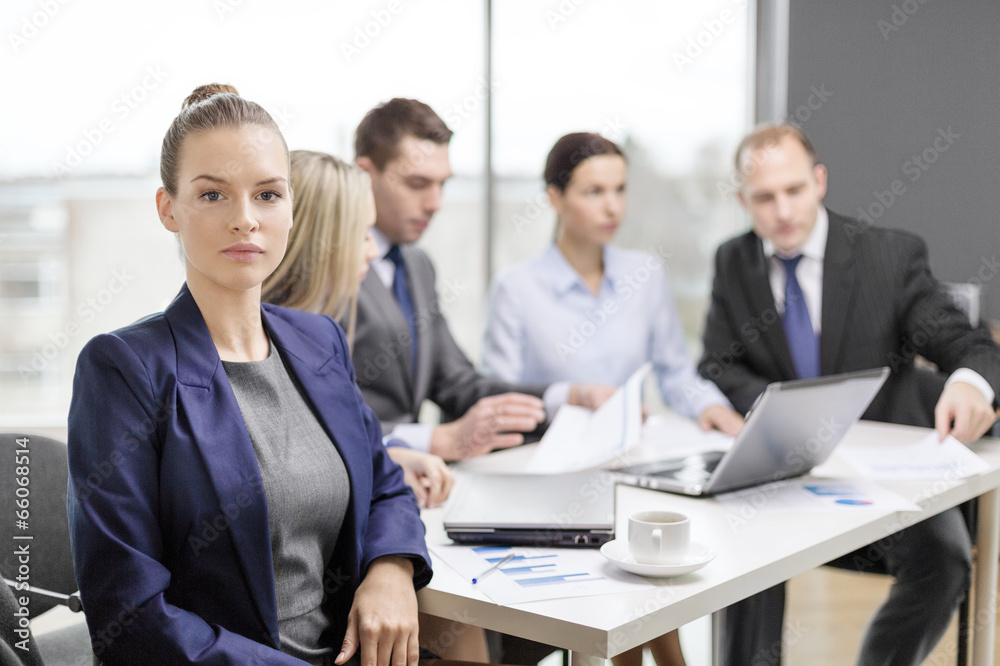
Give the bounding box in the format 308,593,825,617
0,433,78,618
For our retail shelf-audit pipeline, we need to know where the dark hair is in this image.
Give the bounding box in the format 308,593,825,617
544,133,625,191
734,123,819,181
160,83,288,195
354,98,453,170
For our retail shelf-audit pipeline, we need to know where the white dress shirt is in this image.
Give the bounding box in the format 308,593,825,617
764,207,994,405
482,243,732,419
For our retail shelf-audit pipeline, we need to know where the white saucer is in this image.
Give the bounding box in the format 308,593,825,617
600,539,715,578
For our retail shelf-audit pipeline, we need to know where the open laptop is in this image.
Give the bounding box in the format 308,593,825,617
614,368,889,496
444,470,616,548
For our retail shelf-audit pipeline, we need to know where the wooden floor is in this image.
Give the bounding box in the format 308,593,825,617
784,564,996,665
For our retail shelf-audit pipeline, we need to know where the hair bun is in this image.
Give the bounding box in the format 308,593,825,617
182,83,240,110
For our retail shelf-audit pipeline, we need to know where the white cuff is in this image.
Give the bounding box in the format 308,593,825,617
384,423,433,453
945,369,996,406
542,381,572,420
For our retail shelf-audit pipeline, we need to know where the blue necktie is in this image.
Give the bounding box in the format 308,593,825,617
779,255,820,379
385,245,418,378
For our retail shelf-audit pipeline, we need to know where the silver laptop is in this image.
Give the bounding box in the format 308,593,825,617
444,470,616,548
614,368,889,496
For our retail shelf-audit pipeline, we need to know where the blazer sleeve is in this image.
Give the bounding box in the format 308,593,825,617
891,233,1000,399
699,243,773,414
329,318,432,588
68,335,306,665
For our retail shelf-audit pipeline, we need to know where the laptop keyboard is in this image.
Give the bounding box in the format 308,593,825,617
634,451,724,480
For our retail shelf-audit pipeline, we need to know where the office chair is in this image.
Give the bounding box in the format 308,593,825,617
1,579,44,666
0,433,91,665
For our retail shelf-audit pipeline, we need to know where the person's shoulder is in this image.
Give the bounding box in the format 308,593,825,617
76,311,173,386
400,244,434,268
714,228,758,260
93,311,170,355
493,249,552,288
263,302,342,339
827,210,927,254
607,245,667,270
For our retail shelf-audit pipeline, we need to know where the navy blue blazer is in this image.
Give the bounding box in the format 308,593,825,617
68,285,431,665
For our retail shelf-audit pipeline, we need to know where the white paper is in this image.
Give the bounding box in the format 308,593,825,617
619,412,736,466
716,478,922,517
837,433,991,480
527,363,651,473
428,543,654,605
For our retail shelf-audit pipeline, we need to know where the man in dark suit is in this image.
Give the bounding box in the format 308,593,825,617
699,123,1000,665
353,98,611,463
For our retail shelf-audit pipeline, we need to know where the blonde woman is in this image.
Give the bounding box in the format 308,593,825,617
263,151,374,344
264,151,485,662
264,151,453,509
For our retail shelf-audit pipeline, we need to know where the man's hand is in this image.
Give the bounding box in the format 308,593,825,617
430,393,546,461
568,384,617,410
934,381,998,443
386,447,454,508
697,404,745,436
337,556,418,666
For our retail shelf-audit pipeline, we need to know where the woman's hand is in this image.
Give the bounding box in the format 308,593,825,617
386,447,455,508
697,404,745,436
337,556,419,666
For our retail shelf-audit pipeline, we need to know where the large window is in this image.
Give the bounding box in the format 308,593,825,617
0,0,750,425
491,0,751,347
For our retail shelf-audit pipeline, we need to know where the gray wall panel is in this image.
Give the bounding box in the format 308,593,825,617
786,1,999,321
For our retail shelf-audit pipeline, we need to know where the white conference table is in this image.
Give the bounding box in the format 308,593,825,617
417,417,1000,666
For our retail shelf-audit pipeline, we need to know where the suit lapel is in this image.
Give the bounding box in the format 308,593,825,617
360,270,415,395
164,286,279,645
820,214,858,374
401,247,435,407
742,235,798,380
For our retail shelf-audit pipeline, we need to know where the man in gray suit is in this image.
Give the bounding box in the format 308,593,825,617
354,98,611,665
700,123,1000,665
353,98,611,463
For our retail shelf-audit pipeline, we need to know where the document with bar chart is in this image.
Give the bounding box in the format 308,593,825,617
429,544,654,605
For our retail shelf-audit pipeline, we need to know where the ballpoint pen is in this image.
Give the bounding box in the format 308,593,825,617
472,553,514,584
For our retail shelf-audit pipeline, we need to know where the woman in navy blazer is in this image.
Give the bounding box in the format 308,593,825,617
67,84,431,665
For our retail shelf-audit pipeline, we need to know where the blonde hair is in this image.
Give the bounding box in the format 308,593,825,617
262,150,374,344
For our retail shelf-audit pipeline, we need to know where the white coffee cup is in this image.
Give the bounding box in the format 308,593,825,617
627,510,690,564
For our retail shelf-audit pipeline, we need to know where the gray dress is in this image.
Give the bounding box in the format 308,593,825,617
223,340,351,665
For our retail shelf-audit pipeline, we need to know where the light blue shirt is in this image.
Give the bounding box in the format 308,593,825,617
482,244,731,419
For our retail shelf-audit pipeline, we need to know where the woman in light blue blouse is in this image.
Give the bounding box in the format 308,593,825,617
482,132,745,666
